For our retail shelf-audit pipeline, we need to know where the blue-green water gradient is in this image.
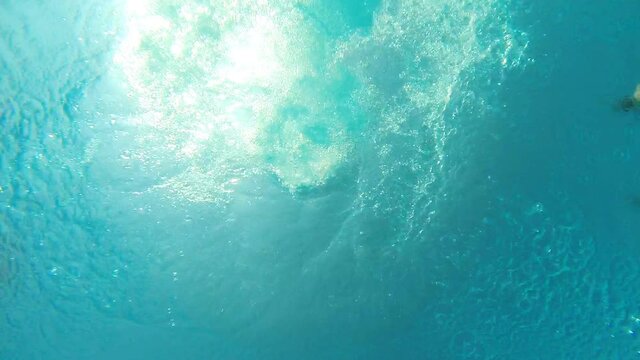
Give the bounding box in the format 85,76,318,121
1,0,640,359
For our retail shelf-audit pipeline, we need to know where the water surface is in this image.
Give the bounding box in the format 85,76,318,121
1,0,640,359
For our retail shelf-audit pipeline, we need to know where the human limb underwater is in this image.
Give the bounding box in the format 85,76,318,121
618,84,640,112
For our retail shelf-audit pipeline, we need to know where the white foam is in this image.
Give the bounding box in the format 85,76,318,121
110,0,363,202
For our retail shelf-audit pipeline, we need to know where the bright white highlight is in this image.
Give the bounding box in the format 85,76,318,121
111,0,355,202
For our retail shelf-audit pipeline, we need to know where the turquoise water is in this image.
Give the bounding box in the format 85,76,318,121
1,0,640,359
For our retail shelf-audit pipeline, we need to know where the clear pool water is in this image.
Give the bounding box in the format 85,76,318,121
1,0,640,359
